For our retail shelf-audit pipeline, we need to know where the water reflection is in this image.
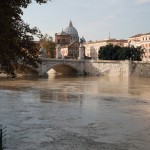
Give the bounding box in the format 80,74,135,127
40,88,83,105
0,74,150,101
128,77,150,100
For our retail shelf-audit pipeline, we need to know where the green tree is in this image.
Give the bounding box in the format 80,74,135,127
129,46,144,61
98,44,120,60
98,44,144,61
98,44,111,60
39,34,56,58
0,0,51,77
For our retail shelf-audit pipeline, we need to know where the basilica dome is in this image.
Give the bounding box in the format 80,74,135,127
64,20,79,42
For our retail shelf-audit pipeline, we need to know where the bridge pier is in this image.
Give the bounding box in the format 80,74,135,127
38,63,48,77
77,60,85,75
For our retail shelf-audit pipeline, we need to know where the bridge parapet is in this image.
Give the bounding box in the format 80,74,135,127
84,59,131,77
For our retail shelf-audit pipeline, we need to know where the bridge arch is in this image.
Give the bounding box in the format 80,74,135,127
46,63,79,75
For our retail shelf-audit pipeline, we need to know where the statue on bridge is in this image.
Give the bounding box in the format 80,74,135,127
78,37,85,60
55,39,62,59
80,38,84,44
39,47,47,58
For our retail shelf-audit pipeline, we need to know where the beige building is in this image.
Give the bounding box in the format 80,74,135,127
84,39,127,59
128,33,150,61
128,34,142,47
61,41,80,59
140,33,150,61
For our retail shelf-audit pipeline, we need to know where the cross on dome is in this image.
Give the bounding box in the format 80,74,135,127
69,20,73,27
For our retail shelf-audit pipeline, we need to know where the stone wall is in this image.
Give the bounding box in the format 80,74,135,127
131,61,150,78
84,60,131,77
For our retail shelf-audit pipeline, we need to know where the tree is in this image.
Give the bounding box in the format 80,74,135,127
0,0,50,77
98,44,121,60
39,34,56,58
98,44,144,61
98,44,112,60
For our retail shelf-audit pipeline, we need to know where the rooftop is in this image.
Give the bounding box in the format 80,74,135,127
129,34,143,38
129,32,150,38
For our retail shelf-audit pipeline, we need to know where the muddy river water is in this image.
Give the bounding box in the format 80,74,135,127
0,75,150,150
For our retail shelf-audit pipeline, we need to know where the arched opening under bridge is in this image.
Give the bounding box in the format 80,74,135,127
47,64,79,77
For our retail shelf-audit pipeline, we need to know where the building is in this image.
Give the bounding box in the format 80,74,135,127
84,39,127,60
141,33,150,61
55,30,70,46
61,41,80,59
128,34,143,48
128,33,150,61
55,20,80,58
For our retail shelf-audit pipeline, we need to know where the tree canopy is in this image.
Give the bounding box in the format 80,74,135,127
39,34,55,58
98,44,144,61
0,0,50,76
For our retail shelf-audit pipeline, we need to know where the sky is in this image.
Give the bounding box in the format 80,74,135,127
22,0,150,41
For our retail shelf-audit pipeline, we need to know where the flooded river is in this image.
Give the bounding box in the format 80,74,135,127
0,75,150,150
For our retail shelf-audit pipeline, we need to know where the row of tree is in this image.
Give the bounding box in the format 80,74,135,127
98,44,144,61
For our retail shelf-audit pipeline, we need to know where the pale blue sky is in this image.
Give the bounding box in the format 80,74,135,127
22,0,150,41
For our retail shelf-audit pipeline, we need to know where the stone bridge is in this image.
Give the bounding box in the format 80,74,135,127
36,58,131,77
37,58,84,76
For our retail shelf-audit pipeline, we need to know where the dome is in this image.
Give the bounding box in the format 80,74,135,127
64,20,79,43
64,20,78,36
57,30,69,36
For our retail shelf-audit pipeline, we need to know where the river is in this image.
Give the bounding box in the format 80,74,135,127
0,75,150,150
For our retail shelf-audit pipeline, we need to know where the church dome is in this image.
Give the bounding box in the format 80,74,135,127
64,20,78,36
64,20,79,43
